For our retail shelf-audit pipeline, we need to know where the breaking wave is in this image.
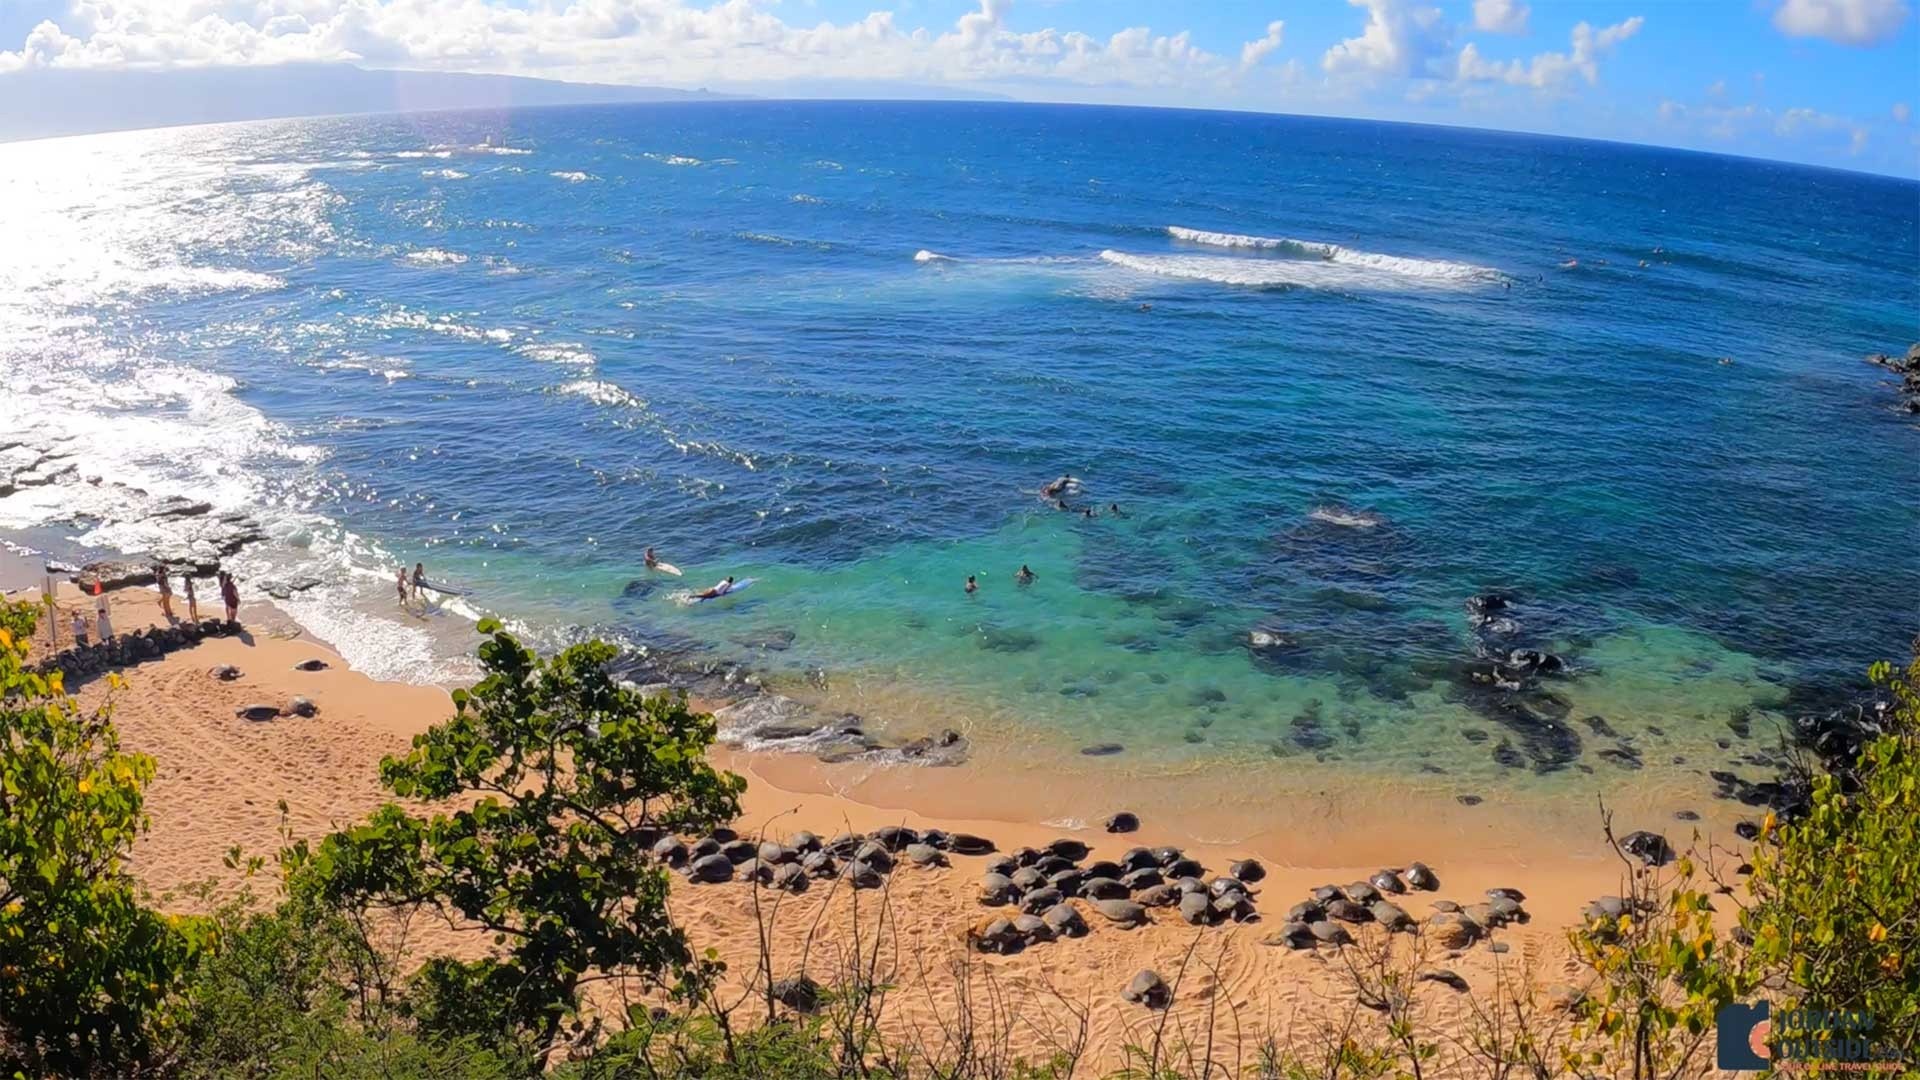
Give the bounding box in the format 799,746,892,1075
558,379,645,409
1166,225,1499,285
404,248,468,266
1102,250,1491,292
913,249,953,263
550,170,595,183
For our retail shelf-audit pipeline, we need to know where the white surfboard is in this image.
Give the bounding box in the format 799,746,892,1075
652,562,683,577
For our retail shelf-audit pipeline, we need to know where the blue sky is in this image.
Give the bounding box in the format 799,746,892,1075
0,0,1915,176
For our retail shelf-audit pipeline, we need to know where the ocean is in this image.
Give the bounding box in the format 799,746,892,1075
2,101,1915,816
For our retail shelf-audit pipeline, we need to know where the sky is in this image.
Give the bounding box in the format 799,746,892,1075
0,0,1915,177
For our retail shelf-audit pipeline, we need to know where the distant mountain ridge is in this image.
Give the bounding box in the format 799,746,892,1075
0,63,738,143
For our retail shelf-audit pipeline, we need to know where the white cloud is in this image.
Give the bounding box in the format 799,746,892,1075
0,0,1231,92
1707,78,1726,98
1455,16,1642,90
1661,97,1871,155
1771,0,1910,46
1239,20,1285,69
1322,0,1449,78
1894,101,1912,122
1472,0,1530,34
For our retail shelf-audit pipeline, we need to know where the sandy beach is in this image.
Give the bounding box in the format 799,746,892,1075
3,567,1741,1069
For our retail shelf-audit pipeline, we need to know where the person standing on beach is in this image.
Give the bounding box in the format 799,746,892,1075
183,575,199,622
154,563,174,620
94,585,112,641
219,571,240,623
395,567,412,604
71,609,89,647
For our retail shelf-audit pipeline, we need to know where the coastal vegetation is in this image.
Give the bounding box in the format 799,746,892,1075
1,598,1914,1077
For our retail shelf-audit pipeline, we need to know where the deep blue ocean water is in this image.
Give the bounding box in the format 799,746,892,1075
2,101,1915,794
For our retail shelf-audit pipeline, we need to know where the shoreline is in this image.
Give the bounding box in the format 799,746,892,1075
4,560,1741,1064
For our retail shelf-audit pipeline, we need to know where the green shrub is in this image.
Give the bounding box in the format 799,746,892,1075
0,600,209,1074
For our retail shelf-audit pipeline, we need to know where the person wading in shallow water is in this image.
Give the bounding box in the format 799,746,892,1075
964,575,977,595
219,571,240,623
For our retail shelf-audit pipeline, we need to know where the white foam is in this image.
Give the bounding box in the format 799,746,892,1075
1309,505,1387,528
913,249,953,263
473,144,532,155
1102,249,1490,292
790,193,824,205
394,150,452,159
404,248,468,266
550,171,595,183
1166,225,1500,285
519,342,596,366
420,168,468,180
558,379,644,409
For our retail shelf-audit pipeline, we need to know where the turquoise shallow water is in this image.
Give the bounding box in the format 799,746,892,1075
0,102,1915,794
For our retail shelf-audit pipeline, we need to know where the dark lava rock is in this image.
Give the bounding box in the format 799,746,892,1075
1619,830,1674,867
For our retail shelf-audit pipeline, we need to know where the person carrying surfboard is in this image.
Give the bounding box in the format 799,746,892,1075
695,576,736,601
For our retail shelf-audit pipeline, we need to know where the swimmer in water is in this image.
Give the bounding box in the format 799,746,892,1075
1082,507,1096,519
1108,503,1124,517
1040,474,1077,498
964,575,977,595
1015,565,1035,585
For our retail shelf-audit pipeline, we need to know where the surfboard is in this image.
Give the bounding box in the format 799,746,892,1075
652,562,683,577
689,577,755,603
415,579,465,597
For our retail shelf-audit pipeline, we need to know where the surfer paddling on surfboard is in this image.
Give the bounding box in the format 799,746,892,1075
695,576,736,601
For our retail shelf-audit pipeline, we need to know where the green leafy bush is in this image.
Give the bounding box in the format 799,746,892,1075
282,620,745,1056
0,600,210,1075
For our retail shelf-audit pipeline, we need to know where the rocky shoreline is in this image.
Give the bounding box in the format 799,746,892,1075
1866,343,1920,414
